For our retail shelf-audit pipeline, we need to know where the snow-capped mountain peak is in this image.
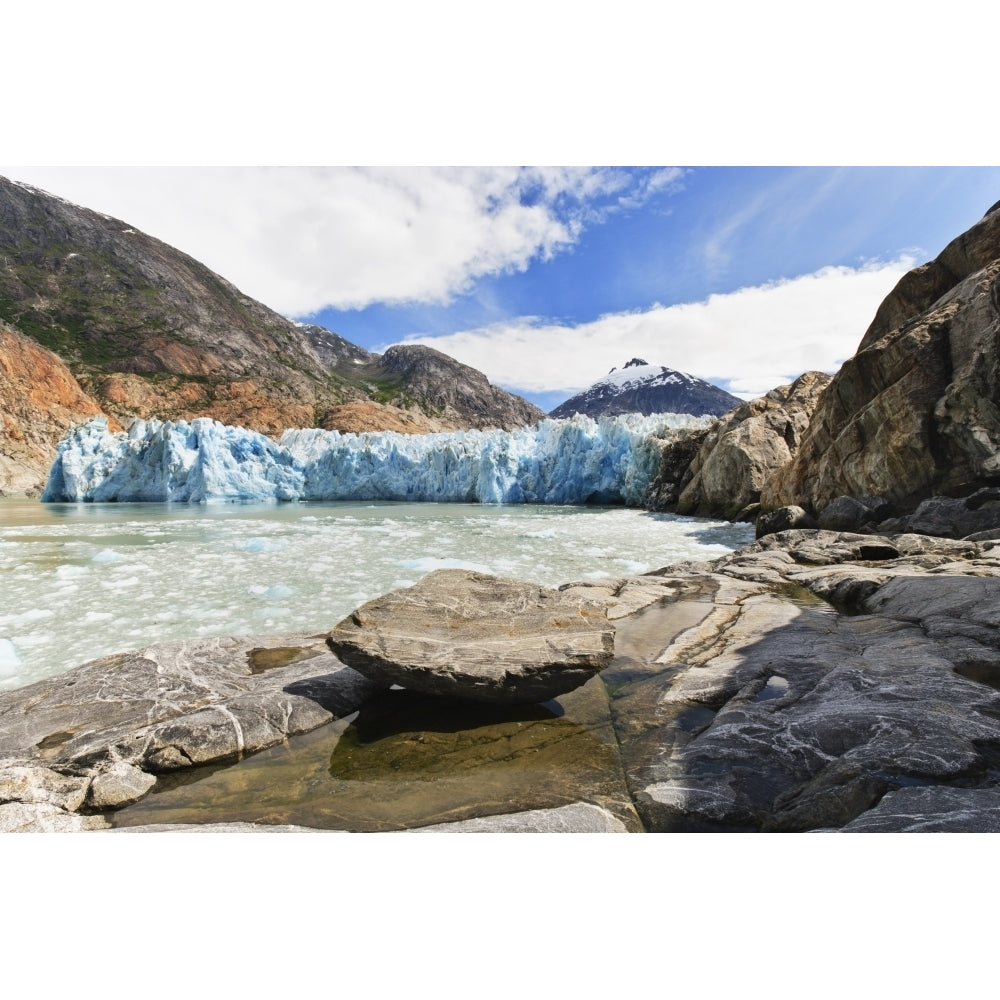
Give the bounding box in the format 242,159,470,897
549,359,740,420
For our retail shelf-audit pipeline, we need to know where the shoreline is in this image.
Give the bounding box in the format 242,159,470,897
5,525,1000,832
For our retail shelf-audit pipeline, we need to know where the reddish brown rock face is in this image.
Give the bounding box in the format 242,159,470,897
0,321,116,493
319,400,457,435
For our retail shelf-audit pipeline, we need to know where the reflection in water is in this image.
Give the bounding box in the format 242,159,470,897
110,590,799,832
113,675,640,832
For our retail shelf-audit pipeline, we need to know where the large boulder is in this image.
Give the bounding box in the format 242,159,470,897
767,203,1000,513
892,489,1000,539
816,495,891,533
677,371,831,520
326,569,615,704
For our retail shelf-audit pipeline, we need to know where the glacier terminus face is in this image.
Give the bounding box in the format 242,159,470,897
41,412,715,505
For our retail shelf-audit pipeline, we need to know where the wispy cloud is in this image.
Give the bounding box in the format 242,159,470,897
0,166,682,315
392,256,916,401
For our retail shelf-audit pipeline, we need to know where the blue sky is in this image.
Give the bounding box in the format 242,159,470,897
4,165,998,411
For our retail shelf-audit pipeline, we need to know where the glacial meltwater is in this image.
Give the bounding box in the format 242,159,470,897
0,497,754,692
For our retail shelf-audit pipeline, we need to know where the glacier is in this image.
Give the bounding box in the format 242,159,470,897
41,412,714,505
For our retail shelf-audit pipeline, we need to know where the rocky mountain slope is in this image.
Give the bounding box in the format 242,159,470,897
550,358,740,419
0,319,114,493
0,176,543,490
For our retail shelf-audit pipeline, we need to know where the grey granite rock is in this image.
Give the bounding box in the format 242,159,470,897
817,495,891,533
899,494,1000,539
0,633,381,828
756,505,817,538
678,371,831,520
613,589,1000,831
769,206,1000,512
602,528,1000,831
0,634,378,773
403,802,628,832
86,761,158,810
327,569,615,704
0,801,109,832
841,787,1000,832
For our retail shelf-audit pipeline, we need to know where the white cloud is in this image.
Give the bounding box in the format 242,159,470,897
0,165,678,315
392,256,916,400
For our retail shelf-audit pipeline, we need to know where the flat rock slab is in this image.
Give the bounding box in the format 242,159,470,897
327,569,615,704
0,633,381,830
403,802,628,833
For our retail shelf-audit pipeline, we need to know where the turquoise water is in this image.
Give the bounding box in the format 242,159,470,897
0,498,753,691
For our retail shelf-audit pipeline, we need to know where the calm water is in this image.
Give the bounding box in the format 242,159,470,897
0,498,753,691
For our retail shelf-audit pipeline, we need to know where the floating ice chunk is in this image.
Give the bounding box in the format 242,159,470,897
398,556,493,573
56,564,89,579
242,537,289,553
0,639,21,675
247,583,294,598
92,549,126,563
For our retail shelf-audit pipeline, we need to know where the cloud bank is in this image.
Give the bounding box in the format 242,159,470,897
393,256,916,400
0,166,682,315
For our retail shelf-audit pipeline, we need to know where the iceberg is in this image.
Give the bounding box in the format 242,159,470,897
42,412,714,505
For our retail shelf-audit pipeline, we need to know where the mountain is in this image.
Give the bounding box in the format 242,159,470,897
549,358,741,419
0,177,543,490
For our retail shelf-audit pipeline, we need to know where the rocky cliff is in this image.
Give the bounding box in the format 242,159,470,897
671,371,832,520
0,176,544,491
766,202,1000,513
0,320,115,493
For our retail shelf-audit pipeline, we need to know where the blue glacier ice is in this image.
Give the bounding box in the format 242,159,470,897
42,412,714,505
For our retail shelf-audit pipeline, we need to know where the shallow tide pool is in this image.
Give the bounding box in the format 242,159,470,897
0,498,753,691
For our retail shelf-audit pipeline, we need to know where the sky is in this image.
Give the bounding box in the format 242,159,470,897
3,164,999,412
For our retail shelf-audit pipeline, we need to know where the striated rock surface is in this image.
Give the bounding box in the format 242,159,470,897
403,802,628,833
0,633,380,828
768,203,1000,512
326,569,615,704
605,529,1000,831
677,371,831,520
840,787,1000,832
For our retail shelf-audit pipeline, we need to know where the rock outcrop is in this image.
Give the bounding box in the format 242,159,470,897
675,371,831,520
0,319,114,493
767,202,1000,513
603,528,1000,831
326,569,615,704
0,633,379,829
